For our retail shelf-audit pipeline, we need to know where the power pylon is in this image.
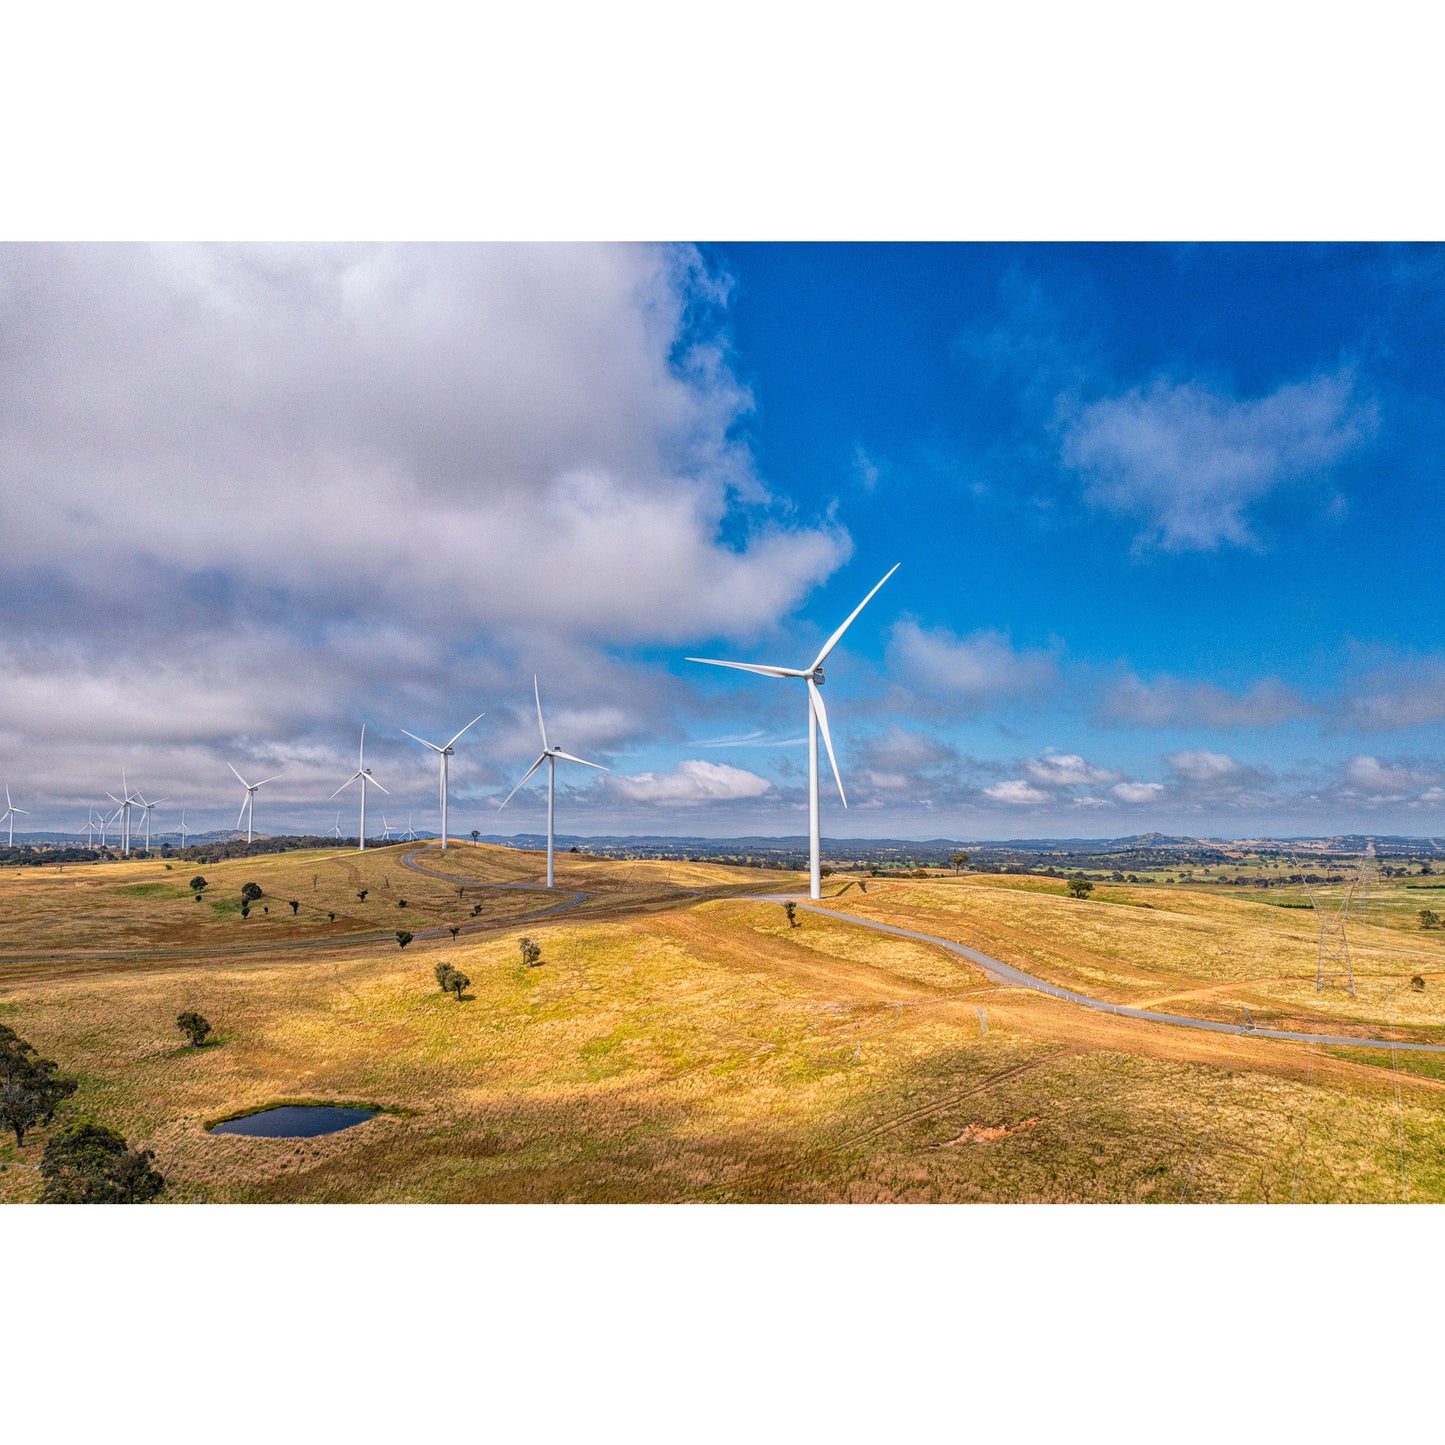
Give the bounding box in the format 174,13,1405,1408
1304,875,1358,997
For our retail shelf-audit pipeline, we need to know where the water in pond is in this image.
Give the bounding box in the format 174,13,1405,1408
210,1105,378,1138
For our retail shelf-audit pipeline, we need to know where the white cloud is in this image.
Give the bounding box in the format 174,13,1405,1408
1112,781,1165,804
984,779,1051,805
1164,750,1260,790
605,759,774,806
888,620,1057,712
1343,755,1436,797
1061,369,1374,552
1100,672,1308,729
1023,751,1120,786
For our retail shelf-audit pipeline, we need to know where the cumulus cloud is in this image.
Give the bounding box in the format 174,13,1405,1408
1164,749,1263,791
888,620,1058,713
1342,755,1437,799
1112,781,1166,804
1060,369,1374,552
605,759,774,806
1100,672,1309,729
0,243,852,824
1340,657,1445,731
983,779,1052,806
1022,751,1120,786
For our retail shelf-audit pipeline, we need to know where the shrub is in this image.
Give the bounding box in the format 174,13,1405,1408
397,899,407,908
39,1121,165,1203
189,875,208,893
396,930,414,949
357,889,368,902
288,899,299,914
784,901,797,928
1067,877,1094,900
518,936,542,968
449,926,460,940
1420,909,1441,930
240,882,263,902
1411,975,1426,992
175,1011,211,1047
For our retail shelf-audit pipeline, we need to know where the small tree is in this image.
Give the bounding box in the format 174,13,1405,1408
449,926,460,940
445,968,469,1001
189,875,208,894
784,901,797,928
240,902,250,918
435,961,457,992
175,1011,211,1048
1067,876,1094,900
1420,909,1441,930
357,889,368,902
39,1121,165,1203
470,903,482,917
950,852,970,874
1,1025,79,1147
1411,975,1426,991
471,830,480,846
518,936,542,968
396,930,414,949
397,899,407,908
288,899,299,915
327,911,336,922
240,882,263,903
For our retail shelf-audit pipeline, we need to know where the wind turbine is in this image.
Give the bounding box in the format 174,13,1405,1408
2,786,30,847
80,809,101,847
401,711,485,851
497,677,607,888
134,791,168,853
106,772,144,856
380,814,394,841
228,763,280,845
402,813,418,842
328,811,343,840
177,810,192,848
687,563,899,901
330,725,388,851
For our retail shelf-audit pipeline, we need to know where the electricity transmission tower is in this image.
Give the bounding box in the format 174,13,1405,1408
1300,855,1359,997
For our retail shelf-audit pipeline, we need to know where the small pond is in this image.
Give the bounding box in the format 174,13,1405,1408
209,1105,378,1139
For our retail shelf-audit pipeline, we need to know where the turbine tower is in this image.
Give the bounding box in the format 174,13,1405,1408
330,725,388,851
401,711,485,851
106,772,144,856
134,791,169,853
402,813,418,842
1,786,30,847
80,809,101,847
687,564,899,901
177,810,191,848
328,811,343,840
498,677,607,888
380,814,394,841
228,763,280,845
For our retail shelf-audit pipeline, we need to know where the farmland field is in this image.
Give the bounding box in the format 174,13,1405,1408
4,844,1444,1203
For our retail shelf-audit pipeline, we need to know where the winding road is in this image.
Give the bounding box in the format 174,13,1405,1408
749,895,1445,1054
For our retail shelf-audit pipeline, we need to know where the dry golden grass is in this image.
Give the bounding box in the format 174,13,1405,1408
3,851,1444,1202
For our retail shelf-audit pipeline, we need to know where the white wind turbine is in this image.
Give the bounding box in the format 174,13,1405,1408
2,786,30,847
80,809,101,847
106,771,145,856
177,810,191,848
380,814,394,841
328,811,343,840
401,711,485,851
402,813,418,842
497,677,608,888
330,725,388,851
687,564,899,901
228,763,281,845
133,790,169,853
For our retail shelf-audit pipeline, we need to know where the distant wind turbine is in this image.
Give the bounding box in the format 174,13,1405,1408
177,810,192,848
328,811,343,840
133,790,169,853
402,813,418,842
330,725,388,851
2,786,30,847
498,677,607,888
401,710,485,852
687,563,899,900
228,763,280,845
380,814,394,841
106,771,145,856
80,809,101,847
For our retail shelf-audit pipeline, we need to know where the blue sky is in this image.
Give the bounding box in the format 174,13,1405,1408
2,242,1444,840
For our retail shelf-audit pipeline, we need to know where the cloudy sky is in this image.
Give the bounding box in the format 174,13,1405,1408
3,242,1444,841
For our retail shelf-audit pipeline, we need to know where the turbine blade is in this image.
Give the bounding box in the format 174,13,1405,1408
359,723,366,768
810,563,900,672
328,772,364,800
497,754,547,812
444,712,486,750
236,797,249,828
534,676,548,752
808,679,847,808
363,775,390,795
553,750,608,772
401,728,444,753
685,657,809,679
254,775,282,788
227,761,250,787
